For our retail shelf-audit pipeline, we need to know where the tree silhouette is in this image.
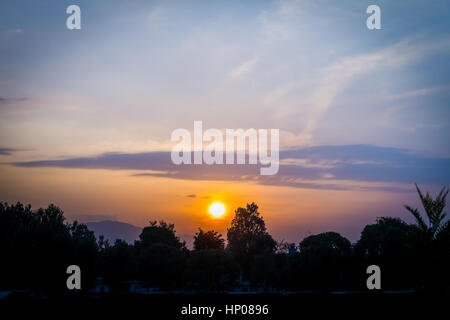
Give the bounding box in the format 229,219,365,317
355,217,412,258
227,202,276,256
99,239,137,292
354,217,414,289
193,228,224,251
2,193,449,294
0,202,98,293
185,249,239,289
404,184,449,291
227,202,276,281
137,220,186,250
135,220,186,288
298,232,352,290
68,221,99,290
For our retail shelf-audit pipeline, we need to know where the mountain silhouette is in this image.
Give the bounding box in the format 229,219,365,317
86,220,141,244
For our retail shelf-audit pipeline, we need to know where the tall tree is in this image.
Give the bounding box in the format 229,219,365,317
227,203,276,279
135,220,186,288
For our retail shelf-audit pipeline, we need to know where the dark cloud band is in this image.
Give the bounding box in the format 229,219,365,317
12,145,450,191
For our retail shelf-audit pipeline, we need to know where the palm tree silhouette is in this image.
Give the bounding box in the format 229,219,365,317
405,184,449,239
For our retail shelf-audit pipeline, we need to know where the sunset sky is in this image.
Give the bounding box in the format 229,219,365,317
1,0,449,244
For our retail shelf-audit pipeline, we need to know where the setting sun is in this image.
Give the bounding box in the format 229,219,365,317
208,202,226,218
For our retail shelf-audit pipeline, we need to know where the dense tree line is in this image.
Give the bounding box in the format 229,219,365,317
0,185,449,294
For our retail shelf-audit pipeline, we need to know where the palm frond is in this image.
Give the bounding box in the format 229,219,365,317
436,220,450,239
436,186,449,203
404,205,428,232
434,186,449,220
415,183,434,225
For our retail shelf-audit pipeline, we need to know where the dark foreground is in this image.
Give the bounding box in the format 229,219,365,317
1,292,446,319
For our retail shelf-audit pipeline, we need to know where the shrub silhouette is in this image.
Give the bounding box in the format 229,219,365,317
193,228,225,251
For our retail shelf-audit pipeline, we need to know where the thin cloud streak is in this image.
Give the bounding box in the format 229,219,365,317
292,36,450,145
0,147,19,155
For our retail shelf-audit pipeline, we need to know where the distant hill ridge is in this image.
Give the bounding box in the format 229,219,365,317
86,220,141,244
86,220,194,248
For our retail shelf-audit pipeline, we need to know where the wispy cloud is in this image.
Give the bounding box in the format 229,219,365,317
0,97,27,106
228,57,259,78
265,36,450,147
298,37,450,144
0,147,17,155
148,5,163,24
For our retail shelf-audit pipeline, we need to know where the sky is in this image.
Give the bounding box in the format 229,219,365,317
0,0,449,243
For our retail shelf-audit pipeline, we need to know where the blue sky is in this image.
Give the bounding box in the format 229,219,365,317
1,0,449,156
